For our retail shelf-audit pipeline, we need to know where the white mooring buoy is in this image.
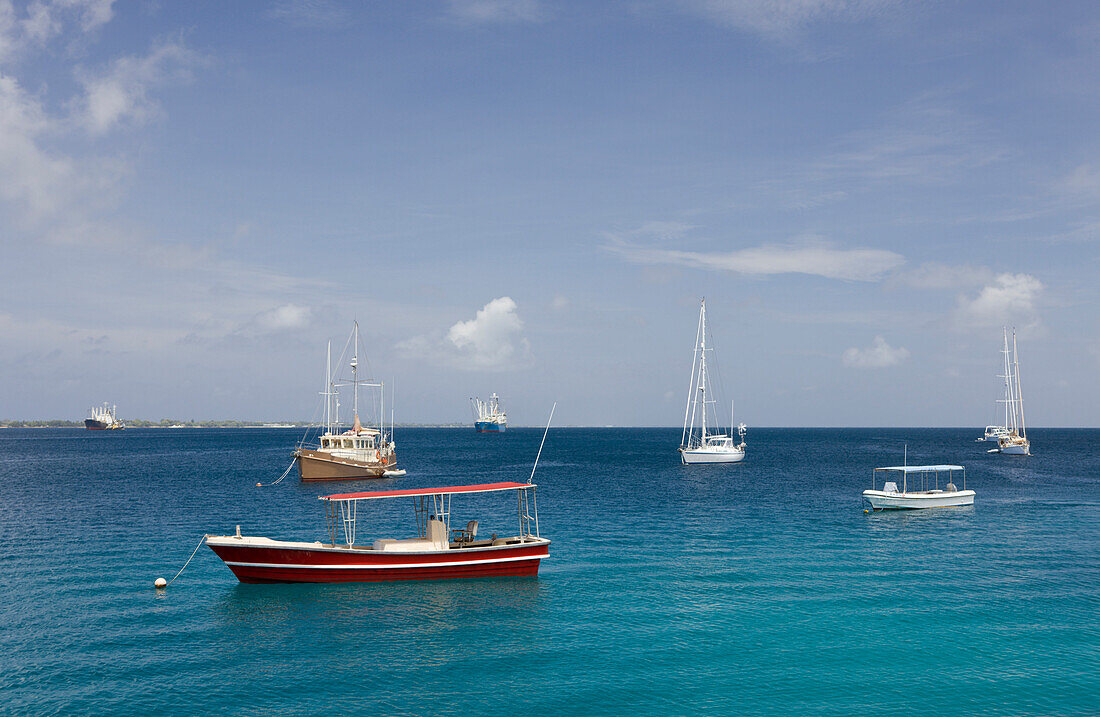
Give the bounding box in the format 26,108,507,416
154,577,168,589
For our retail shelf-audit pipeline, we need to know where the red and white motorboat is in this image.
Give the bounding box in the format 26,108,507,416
206,482,549,583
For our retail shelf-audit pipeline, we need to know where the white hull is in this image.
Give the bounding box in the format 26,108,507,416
999,442,1030,455
680,447,745,464
862,489,975,510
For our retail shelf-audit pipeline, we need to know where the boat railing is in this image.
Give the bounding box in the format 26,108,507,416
872,466,966,493
322,483,540,547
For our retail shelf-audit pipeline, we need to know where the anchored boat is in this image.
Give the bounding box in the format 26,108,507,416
471,393,507,433
206,482,548,583
863,464,975,511
295,322,397,480
85,403,123,430
993,328,1030,456
679,298,746,464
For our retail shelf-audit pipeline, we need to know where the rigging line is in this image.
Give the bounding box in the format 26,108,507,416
529,402,557,484
682,303,705,447
257,457,297,487
167,533,209,587
706,323,730,433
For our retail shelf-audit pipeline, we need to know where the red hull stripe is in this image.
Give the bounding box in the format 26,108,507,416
228,559,542,584
224,553,546,570
322,481,530,501
208,543,547,565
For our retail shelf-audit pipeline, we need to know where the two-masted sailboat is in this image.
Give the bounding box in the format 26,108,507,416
294,323,398,481
989,327,1030,456
679,298,747,464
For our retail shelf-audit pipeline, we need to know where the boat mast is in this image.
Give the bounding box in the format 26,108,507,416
699,298,708,442
1001,327,1018,433
1013,328,1026,440
1000,326,1010,429
324,340,332,434
351,321,359,432
681,300,705,449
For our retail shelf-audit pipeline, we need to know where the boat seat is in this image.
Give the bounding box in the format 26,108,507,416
373,538,437,552
451,520,479,544
945,482,957,492
882,481,899,494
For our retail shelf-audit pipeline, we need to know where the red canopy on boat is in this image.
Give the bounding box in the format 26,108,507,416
321,481,534,501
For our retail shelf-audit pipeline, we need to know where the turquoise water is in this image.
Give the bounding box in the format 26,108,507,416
0,427,1097,715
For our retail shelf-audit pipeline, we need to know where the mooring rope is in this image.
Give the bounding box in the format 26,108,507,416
257,457,296,487
167,533,209,587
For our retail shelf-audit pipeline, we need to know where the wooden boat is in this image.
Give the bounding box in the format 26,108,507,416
206,482,548,583
862,464,975,511
294,322,398,481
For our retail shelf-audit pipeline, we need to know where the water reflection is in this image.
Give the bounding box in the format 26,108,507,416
214,576,548,630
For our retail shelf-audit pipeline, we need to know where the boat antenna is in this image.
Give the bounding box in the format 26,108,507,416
903,443,908,493
529,402,557,484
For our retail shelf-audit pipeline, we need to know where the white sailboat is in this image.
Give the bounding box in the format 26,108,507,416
679,298,747,464
979,334,1013,444
993,327,1030,455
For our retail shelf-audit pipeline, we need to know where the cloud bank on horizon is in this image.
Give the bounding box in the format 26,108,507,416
0,0,1097,426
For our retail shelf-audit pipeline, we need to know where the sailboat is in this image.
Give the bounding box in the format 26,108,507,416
979,332,1013,444
679,298,747,464
992,327,1030,456
294,322,398,480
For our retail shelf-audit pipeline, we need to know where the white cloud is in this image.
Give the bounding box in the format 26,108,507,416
448,0,545,24
0,71,77,218
607,235,904,281
842,336,910,368
953,273,1043,329
76,39,198,135
446,296,529,368
683,0,892,38
256,304,312,332
0,28,197,228
0,0,114,63
900,262,995,290
399,297,531,370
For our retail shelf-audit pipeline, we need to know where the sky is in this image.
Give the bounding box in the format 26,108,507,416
1,0,1098,426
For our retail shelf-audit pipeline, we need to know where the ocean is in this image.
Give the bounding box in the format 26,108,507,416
0,427,1096,715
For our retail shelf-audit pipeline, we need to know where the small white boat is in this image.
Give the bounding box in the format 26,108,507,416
979,425,1009,443
678,298,747,465
382,469,407,477
863,464,975,511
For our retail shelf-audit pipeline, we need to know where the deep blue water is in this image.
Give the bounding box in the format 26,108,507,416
0,427,1097,715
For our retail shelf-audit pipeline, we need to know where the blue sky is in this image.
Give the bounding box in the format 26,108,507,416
1,0,1098,426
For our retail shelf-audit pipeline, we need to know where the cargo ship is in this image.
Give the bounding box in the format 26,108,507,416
471,393,507,433
85,403,124,430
